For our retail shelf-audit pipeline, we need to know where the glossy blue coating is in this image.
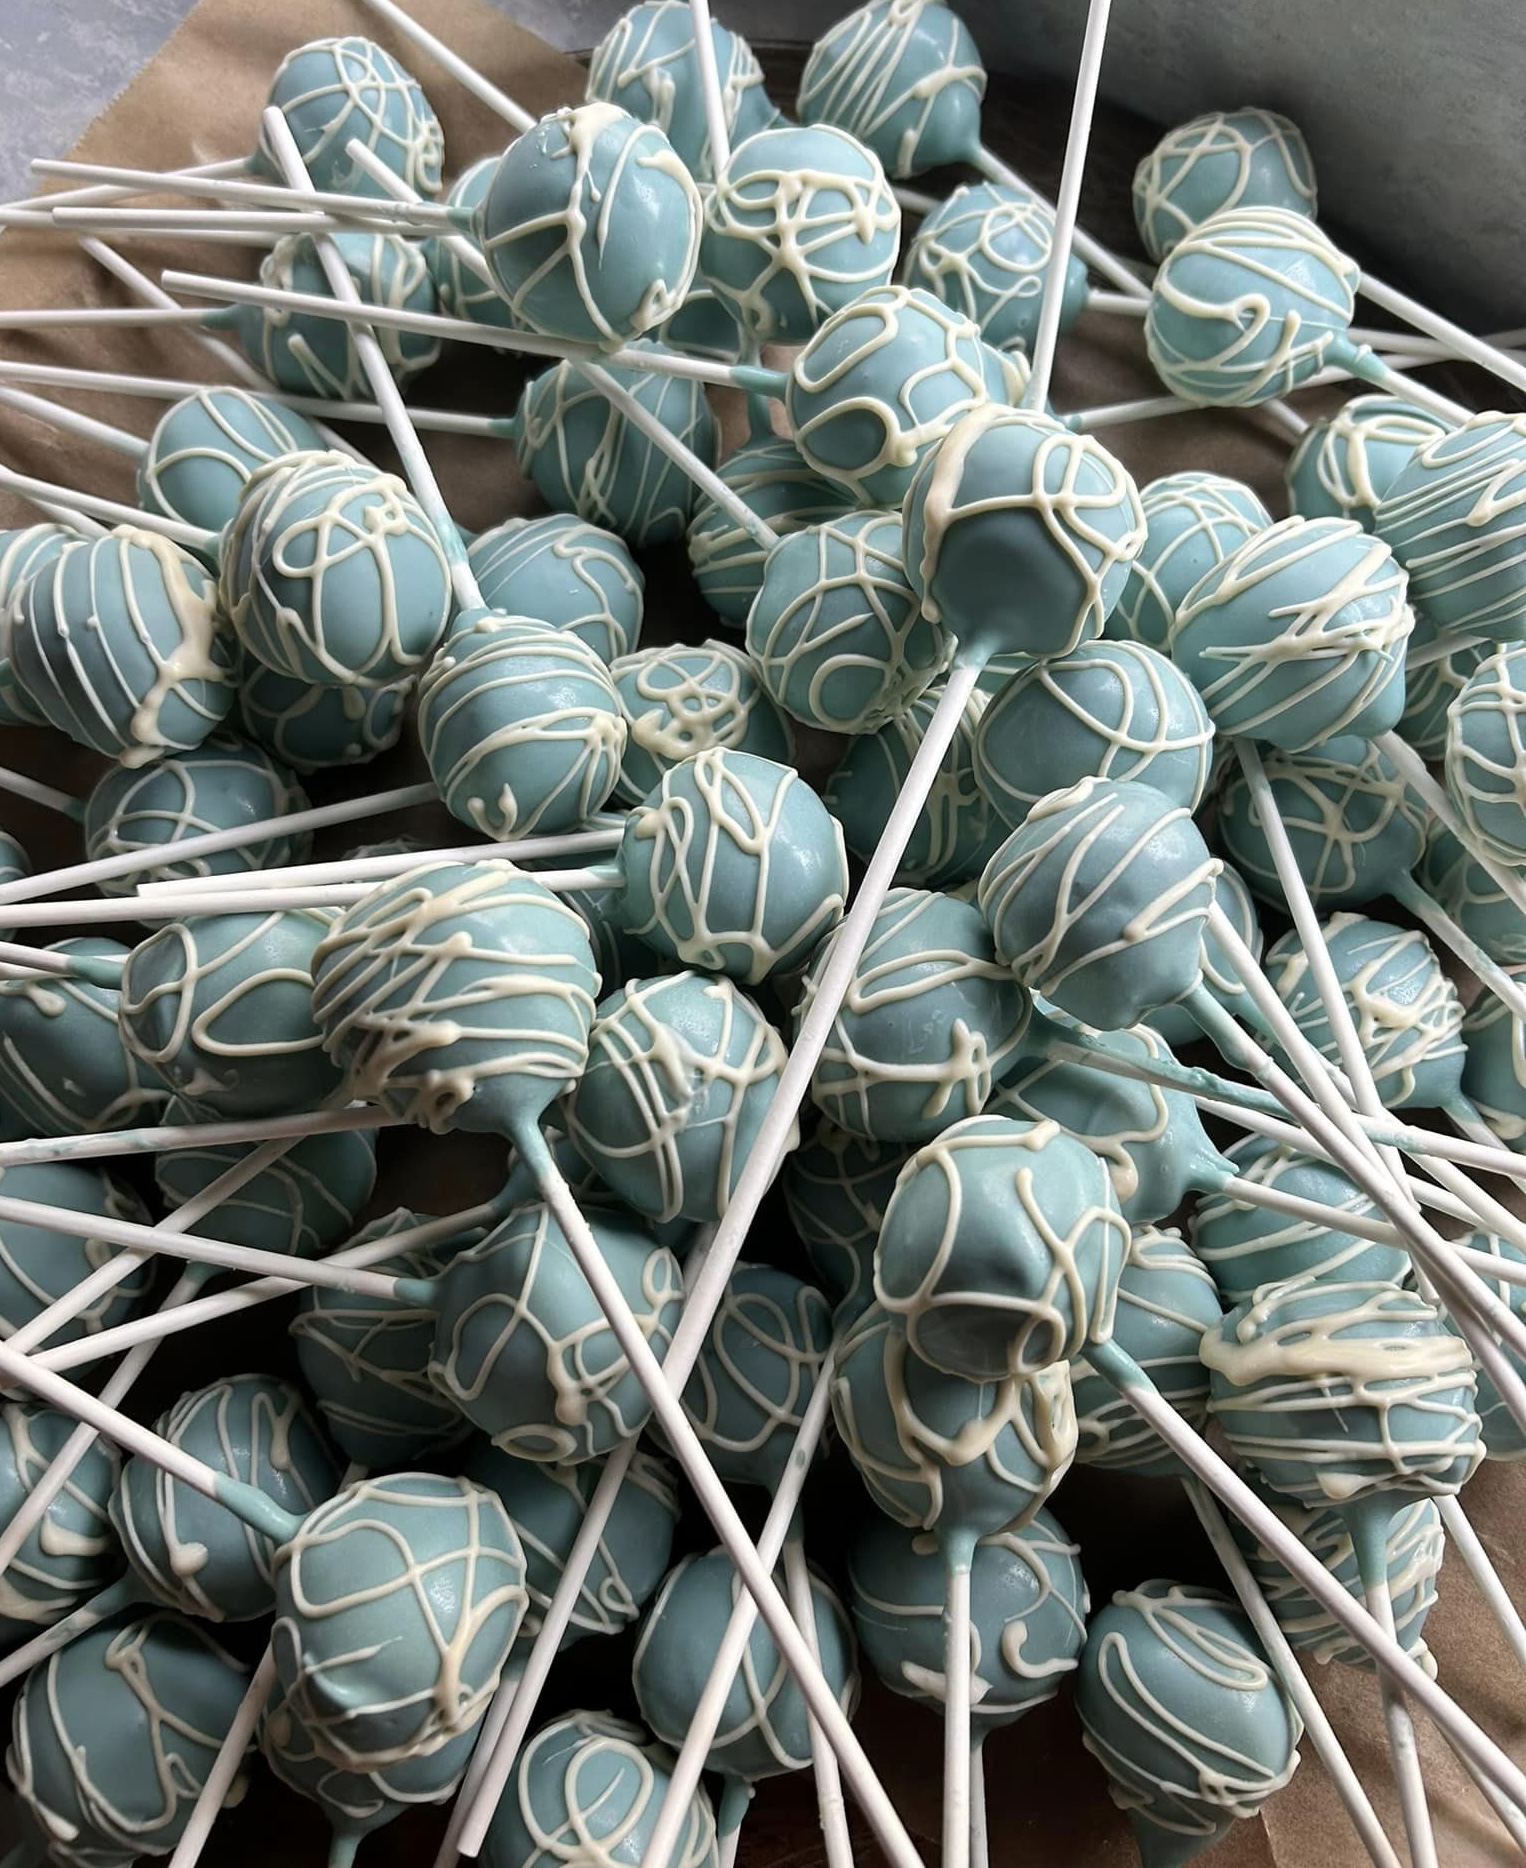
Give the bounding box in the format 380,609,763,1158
12,528,235,765
221,450,452,689
428,1199,683,1463
0,1160,151,1355
428,156,518,330
617,749,848,983
0,524,74,726
1442,1232,1526,1457
611,641,794,805
0,1403,121,1643
1285,395,1449,532
979,777,1219,1032
1108,471,1270,651
688,436,852,628
466,513,643,665
1133,108,1318,261
655,274,746,363
1445,643,1526,862
254,35,445,201
0,829,25,888
1398,612,1489,762
119,907,345,1120
156,1116,377,1261
137,389,327,539
1417,824,1526,969
797,886,1030,1145
237,653,411,772
782,1124,910,1326
1145,859,1264,1047
1461,978,1526,1148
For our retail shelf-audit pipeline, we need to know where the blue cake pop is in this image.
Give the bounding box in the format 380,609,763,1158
221,450,452,688
617,748,848,983
0,829,25,888
1145,859,1264,1048
565,971,793,1224
514,347,718,547
418,617,626,839
463,1442,679,1653
1445,643,1526,863
700,123,900,343
475,103,700,347
782,1125,911,1327
82,733,311,896
0,1161,151,1355
8,1613,251,1863
1460,975,1526,1147
428,156,520,331
874,1112,1126,1380
1441,1231,1526,1457
425,1199,683,1463
687,436,853,628
1397,612,1490,762
903,406,1146,664
0,1403,121,1644
610,641,793,805
655,268,747,363
0,523,75,726
1108,471,1270,651
1263,913,1465,1111
466,513,644,666
979,777,1220,1032
119,907,345,1120
137,388,328,538
1075,1580,1301,1867
1133,108,1318,261
1189,1133,1406,1306
311,861,599,1141
682,1264,834,1491
1070,1227,1222,1478
1285,395,1450,532
1375,412,1526,641
587,0,775,179
480,1707,719,1868
1417,823,1526,969
254,35,444,200
237,653,412,772
747,510,950,736
795,886,1031,1145
12,528,235,765
156,1116,377,1261
975,640,1214,829
902,178,1090,359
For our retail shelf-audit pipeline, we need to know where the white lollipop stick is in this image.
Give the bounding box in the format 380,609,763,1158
0,1104,387,1173
941,1554,974,1868
1361,1551,1439,1868
0,766,83,821
167,1630,276,1867
1379,732,1526,921
970,1745,988,1868
53,206,431,240
356,0,535,135
1360,272,1526,401
966,148,1143,301
1348,322,1526,357
29,156,454,229
0,384,144,458
0,154,252,220
0,942,121,980
689,0,732,172
1388,874,1526,1023
1436,1494,1526,1675
782,1534,855,1868
0,462,212,551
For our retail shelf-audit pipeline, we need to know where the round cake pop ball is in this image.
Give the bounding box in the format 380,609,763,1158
1460,976,1526,1147
991,1016,1228,1228
221,450,452,689
1190,1134,1406,1307
1145,205,1359,407
237,229,441,399
682,1263,834,1491
427,155,520,330
1263,912,1465,1111
976,640,1214,830
428,1198,684,1463
13,528,235,765
874,1112,1126,1380
699,123,900,344
784,285,1014,508
82,732,312,896
0,1403,122,1643
747,509,950,736
272,1472,528,1772
1445,642,1526,863
830,1304,1078,1541
1286,394,1450,532
466,513,644,667
238,653,412,772
1213,733,1424,910
799,0,985,180
618,748,849,983
1170,516,1412,750
1375,412,1526,642
782,1123,912,1326
1204,1279,1483,1509
979,777,1220,1032
610,640,794,805
1145,859,1263,1048
8,1612,251,1863
1133,108,1318,262
1398,613,1490,762
156,1116,377,1261
311,861,599,1140
1070,1227,1222,1479
516,348,719,547
656,266,748,362
291,1212,469,1468
119,907,345,1121
1418,823,1526,969
463,1442,679,1653
587,0,775,180
688,436,853,628
848,1506,1087,1726
480,1706,720,1868
475,103,700,348
796,886,1031,1145
904,405,1146,665
254,34,444,200
418,617,626,839
137,388,328,540
0,1160,151,1354
0,939,169,1139
1441,1231,1526,1457
565,970,793,1224
113,1375,341,1624
1075,1580,1302,1864
1108,471,1270,652
0,523,74,726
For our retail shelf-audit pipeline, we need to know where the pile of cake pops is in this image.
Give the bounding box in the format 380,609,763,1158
0,0,1525,1863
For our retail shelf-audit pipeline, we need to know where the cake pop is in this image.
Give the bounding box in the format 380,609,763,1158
137,387,328,537
1397,613,1490,762
795,886,1031,1145
1107,471,1270,651
0,829,26,889
781,1126,910,1331
0,1160,151,1355
1418,823,1526,970
466,512,644,666
1445,643,1526,864
0,1402,121,1644
254,35,444,200
0,523,74,726
1460,977,1526,1146
1144,860,1264,1049
610,640,793,805
657,272,747,363
1442,1231,1526,1457
1285,394,1450,532
1133,108,1317,260
155,1118,378,1262
428,155,520,330
237,656,412,772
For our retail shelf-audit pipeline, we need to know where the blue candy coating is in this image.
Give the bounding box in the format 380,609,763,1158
0,1160,151,1354
137,389,327,538
1461,977,1526,1148
0,1403,122,1643
782,1124,911,1327
1285,395,1449,532
611,640,794,805
255,35,444,200
466,513,644,665
1443,1232,1526,1457
1145,859,1264,1048
1397,611,1489,763
237,654,411,772
654,274,747,362
1133,108,1318,261
1445,643,1526,862
687,436,853,628
0,829,25,888
0,524,74,726
1417,824,1526,969
428,156,519,330
1109,470,1270,651
156,1118,377,1261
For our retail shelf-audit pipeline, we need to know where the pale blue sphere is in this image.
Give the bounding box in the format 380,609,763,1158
1133,108,1317,260
611,640,794,805
1109,470,1270,650
781,1124,912,1326
0,1403,121,1643
428,156,518,330
687,435,852,627
138,388,327,537
0,524,74,726
1445,643,1526,863
255,35,444,199
466,513,643,665
1285,395,1449,532
238,655,411,771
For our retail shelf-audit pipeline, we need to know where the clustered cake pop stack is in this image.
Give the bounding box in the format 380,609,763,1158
0,4,1525,1868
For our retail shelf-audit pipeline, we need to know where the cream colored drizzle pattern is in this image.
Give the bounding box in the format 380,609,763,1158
1445,644,1526,857
140,389,317,519
1287,396,1448,521
0,1405,119,1627
1224,739,1421,901
682,1268,832,1473
0,955,166,1134
0,1166,151,1338
251,232,441,400
1132,109,1316,258
1460,984,1526,1140
257,35,443,199
686,441,846,608
612,640,785,797
516,1450,679,1640
903,182,1061,340
471,517,642,659
85,744,307,885
1116,471,1269,642
1191,1142,1383,1285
